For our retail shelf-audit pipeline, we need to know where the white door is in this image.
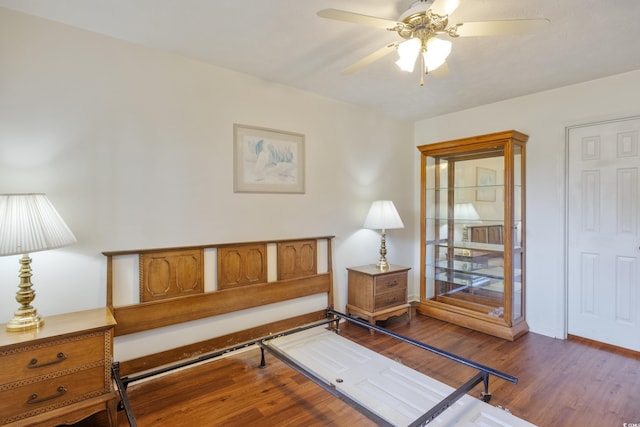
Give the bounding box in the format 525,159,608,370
567,117,640,351
268,327,536,426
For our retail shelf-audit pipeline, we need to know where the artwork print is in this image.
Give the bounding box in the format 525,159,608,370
234,124,305,193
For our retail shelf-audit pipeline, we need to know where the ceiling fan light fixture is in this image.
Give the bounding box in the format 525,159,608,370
423,51,444,72
423,37,452,71
395,37,421,72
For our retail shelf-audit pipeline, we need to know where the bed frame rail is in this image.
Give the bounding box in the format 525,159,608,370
328,309,518,386
111,316,339,425
112,310,518,426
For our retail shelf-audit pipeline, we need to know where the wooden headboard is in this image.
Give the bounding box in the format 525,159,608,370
103,236,334,374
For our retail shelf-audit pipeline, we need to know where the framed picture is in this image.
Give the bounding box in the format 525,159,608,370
233,124,305,193
475,167,496,202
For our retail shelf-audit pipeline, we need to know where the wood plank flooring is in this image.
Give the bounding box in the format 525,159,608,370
81,313,640,426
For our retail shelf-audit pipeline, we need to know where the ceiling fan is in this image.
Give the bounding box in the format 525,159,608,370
318,0,549,85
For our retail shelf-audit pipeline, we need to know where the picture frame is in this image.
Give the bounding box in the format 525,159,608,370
475,167,496,202
233,124,305,194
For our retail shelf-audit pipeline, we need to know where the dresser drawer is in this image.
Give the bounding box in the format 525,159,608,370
0,308,116,427
0,333,105,385
374,288,407,310
374,272,407,294
0,365,106,424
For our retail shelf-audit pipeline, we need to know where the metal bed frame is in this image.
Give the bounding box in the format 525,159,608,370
111,309,517,427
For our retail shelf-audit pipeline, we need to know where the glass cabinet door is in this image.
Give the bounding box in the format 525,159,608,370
419,131,528,341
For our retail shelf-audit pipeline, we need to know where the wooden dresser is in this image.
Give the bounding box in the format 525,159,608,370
0,308,117,426
346,265,411,333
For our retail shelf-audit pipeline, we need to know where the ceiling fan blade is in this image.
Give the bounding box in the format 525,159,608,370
317,9,399,30
430,0,460,16
342,43,398,75
454,18,550,37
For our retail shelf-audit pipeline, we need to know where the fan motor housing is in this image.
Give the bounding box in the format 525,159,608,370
397,5,449,41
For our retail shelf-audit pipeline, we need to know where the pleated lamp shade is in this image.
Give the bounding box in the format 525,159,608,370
363,200,405,230
0,193,77,256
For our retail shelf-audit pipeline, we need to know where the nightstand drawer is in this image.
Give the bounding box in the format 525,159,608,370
374,288,407,310
0,333,105,385
0,365,106,424
374,272,407,294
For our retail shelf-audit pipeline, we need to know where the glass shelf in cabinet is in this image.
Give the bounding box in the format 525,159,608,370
425,217,506,223
432,271,504,289
433,241,504,252
430,260,505,280
424,184,506,191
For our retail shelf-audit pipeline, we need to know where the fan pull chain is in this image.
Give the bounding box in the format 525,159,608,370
420,52,426,86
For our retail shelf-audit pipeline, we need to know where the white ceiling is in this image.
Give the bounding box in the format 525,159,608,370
2,0,640,121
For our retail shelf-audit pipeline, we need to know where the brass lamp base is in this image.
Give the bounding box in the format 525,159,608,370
376,258,390,271
376,229,390,271
6,254,44,332
6,310,43,331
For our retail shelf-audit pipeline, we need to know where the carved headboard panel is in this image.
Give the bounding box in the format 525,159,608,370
277,239,317,280
217,244,267,290
139,248,204,302
104,236,334,338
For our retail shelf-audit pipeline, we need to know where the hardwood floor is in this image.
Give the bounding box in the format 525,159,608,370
82,313,640,426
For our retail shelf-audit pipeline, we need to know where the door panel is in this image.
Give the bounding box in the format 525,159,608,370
567,117,640,351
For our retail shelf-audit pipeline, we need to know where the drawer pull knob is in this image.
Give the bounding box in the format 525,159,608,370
27,352,67,369
27,386,67,404
386,297,398,304
386,280,398,287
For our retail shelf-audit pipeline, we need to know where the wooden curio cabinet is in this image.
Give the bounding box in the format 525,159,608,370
417,130,529,340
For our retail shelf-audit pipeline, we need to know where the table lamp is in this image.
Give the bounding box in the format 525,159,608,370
363,200,404,270
0,194,77,331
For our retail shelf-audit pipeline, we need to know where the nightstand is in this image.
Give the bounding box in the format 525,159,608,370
0,308,117,426
346,265,411,333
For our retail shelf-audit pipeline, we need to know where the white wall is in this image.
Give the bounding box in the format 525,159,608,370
414,69,640,338
0,8,415,359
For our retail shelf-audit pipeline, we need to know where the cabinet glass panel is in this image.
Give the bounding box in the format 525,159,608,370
512,143,524,321
512,249,523,320
514,144,523,249
424,149,506,317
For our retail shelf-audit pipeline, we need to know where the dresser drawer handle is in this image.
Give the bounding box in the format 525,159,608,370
386,280,398,287
27,352,67,369
27,386,67,404
385,296,398,304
